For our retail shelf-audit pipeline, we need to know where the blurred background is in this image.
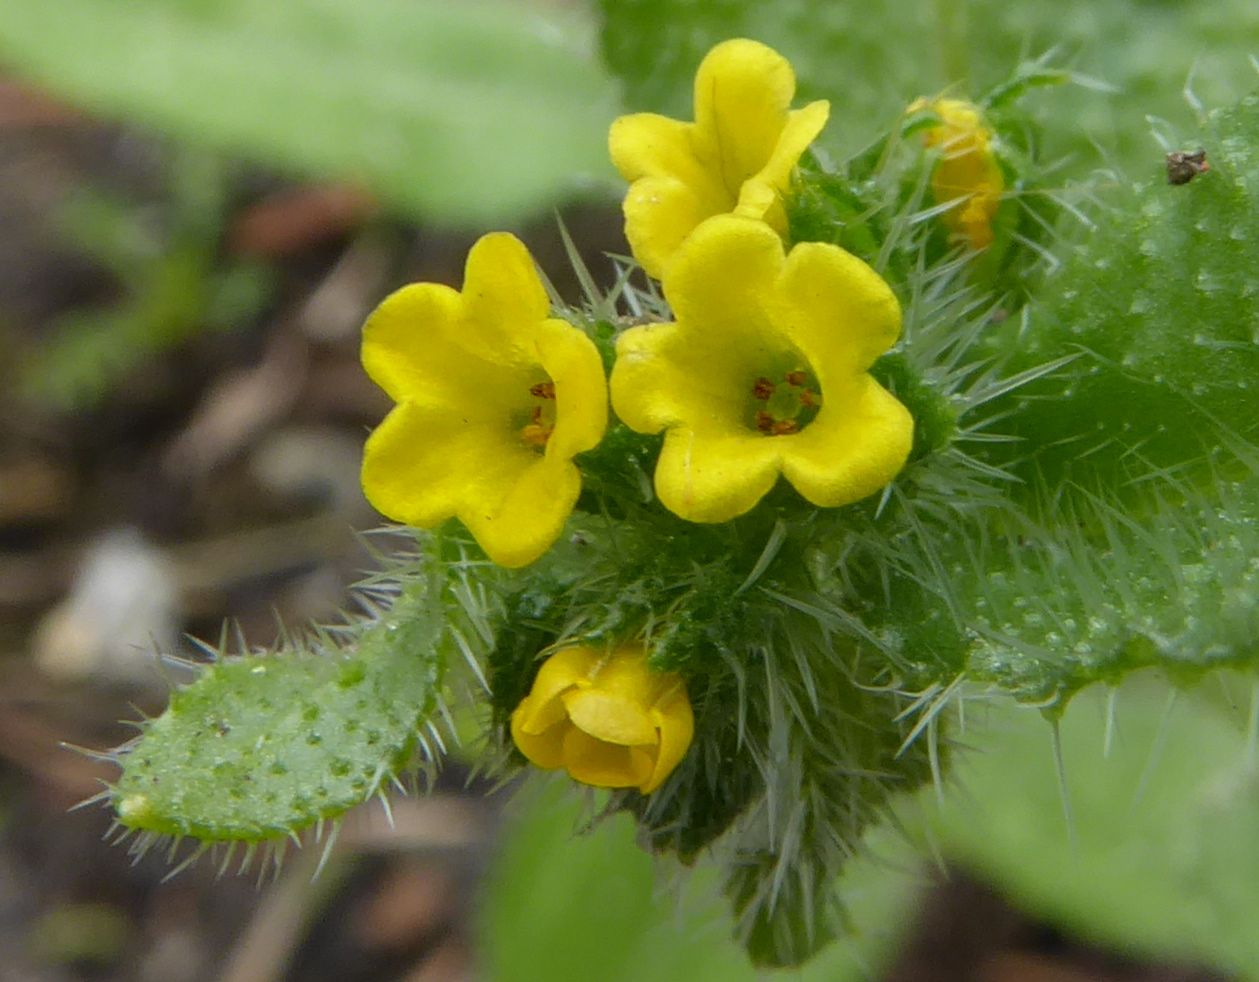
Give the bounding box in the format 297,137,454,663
1,0,1258,979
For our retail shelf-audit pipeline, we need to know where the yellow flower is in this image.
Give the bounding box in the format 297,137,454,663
360,232,607,568
910,97,1004,250
511,645,693,794
609,38,830,281
610,215,913,523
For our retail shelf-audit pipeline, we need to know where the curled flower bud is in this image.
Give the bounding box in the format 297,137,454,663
910,97,1004,250
510,645,693,794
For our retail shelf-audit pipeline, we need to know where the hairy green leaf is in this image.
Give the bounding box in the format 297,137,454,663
999,92,1259,487
881,478,1259,706
112,584,443,842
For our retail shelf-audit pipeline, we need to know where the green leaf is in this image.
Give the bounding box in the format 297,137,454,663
479,780,924,982
914,675,1259,980
998,91,1259,487
866,468,1259,707
0,0,619,225
112,584,444,842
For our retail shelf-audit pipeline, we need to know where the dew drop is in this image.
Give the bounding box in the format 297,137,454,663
1195,269,1222,294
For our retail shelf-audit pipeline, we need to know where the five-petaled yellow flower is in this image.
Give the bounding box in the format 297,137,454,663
610,215,913,523
360,233,607,568
910,97,1004,251
609,38,830,281
511,645,693,794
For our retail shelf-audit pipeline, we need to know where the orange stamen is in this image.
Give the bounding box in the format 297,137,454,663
520,424,552,447
520,403,555,448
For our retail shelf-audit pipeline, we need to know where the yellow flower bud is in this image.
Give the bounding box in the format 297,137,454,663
910,97,1004,251
510,645,693,794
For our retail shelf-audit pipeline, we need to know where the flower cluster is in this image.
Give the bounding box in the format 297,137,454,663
359,39,915,794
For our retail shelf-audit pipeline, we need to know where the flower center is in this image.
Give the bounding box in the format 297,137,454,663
519,378,557,449
747,365,822,436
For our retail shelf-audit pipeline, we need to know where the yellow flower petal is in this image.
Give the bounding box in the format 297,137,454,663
362,283,521,412
611,321,747,435
772,239,902,378
462,231,551,358
514,691,569,737
609,39,827,279
644,682,694,793
535,319,608,461
562,728,656,789
692,39,798,198
562,688,657,746
735,99,830,232
780,378,914,508
461,457,583,568
913,98,1004,251
609,112,717,190
611,219,787,443
611,220,789,434
510,716,569,770
654,423,782,523
516,646,599,722
621,176,727,282
361,401,522,528
590,647,668,703
664,214,784,338
510,645,694,794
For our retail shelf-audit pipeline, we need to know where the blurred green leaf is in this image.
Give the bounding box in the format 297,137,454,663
20,150,273,411
912,674,1259,979
0,0,620,225
479,780,924,981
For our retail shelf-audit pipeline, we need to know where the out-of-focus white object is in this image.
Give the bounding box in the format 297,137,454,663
33,527,179,686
